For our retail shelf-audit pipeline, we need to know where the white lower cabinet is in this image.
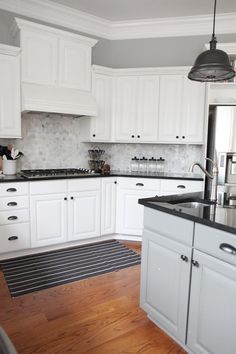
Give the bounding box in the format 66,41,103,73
101,177,117,235
187,250,236,354
141,229,192,344
30,193,67,247
68,190,100,241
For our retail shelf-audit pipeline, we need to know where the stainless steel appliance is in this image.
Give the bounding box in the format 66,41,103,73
206,105,236,206
21,168,98,179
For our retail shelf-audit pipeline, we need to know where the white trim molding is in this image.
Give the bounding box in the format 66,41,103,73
0,0,236,40
0,43,20,56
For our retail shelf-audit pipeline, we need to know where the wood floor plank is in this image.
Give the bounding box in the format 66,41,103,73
0,241,187,354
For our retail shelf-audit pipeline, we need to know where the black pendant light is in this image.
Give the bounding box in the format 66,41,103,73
188,0,235,82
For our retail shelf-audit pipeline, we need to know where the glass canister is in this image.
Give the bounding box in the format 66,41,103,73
148,157,157,173
156,157,165,172
139,157,148,173
130,157,139,172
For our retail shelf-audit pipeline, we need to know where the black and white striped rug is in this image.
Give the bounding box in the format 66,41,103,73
0,240,141,297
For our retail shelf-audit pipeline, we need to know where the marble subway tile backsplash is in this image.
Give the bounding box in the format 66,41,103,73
0,113,204,173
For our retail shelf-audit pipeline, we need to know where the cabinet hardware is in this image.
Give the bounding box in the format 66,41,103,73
8,236,18,241
176,136,179,139
7,202,17,206
180,255,188,262
114,181,117,184
8,216,18,221
131,135,135,138
64,197,67,201
6,188,17,192
137,135,140,138
70,196,74,200
191,260,199,267
182,136,185,139
92,134,96,137
136,183,144,187
219,243,236,255
177,185,186,189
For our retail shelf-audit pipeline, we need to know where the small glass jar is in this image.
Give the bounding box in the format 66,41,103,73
130,157,139,172
156,157,165,173
148,157,157,173
139,157,148,173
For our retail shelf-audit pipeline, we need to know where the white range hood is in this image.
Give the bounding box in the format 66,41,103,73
13,18,98,117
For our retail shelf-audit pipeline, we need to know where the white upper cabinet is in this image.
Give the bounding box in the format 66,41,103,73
0,44,21,138
13,18,97,116
158,75,206,144
114,75,159,143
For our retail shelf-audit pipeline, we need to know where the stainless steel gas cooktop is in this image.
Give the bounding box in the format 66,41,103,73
21,168,98,179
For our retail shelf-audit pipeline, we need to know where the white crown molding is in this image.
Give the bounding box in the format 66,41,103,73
13,17,98,46
0,43,20,56
0,0,236,40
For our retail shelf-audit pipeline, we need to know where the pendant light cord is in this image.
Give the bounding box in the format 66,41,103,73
212,0,217,37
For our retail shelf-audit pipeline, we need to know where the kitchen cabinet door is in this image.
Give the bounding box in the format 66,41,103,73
182,78,206,144
137,76,159,142
58,38,91,91
141,228,192,345
90,73,113,141
158,75,183,143
0,49,21,138
68,190,100,241
101,178,117,235
187,250,236,354
21,29,58,86
30,194,67,247
114,76,138,142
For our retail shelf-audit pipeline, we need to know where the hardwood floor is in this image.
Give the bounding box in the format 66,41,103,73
0,241,186,354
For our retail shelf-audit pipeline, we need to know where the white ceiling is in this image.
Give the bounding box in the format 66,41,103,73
49,0,236,21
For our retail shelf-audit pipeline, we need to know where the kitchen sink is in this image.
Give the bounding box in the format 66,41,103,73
175,201,211,208
168,198,215,209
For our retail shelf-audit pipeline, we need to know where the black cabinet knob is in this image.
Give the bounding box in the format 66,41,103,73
92,134,96,137
182,136,185,139
64,197,67,201
192,260,199,267
180,255,188,262
114,181,117,184
137,135,140,138
71,196,74,200
176,136,179,139
131,135,135,138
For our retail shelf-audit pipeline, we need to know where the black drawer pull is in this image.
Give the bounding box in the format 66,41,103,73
191,260,199,267
136,183,144,187
8,236,18,241
180,255,188,262
6,188,17,192
8,216,18,221
177,185,186,189
7,202,17,207
220,243,236,255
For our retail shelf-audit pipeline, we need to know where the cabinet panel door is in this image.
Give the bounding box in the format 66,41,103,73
158,75,183,142
137,76,159,142
101,178,116,235
68,191,100,241
21,30,57,85
182,78,206,143
30,194,67,247
116,188,157,236
114,76,137,142
0,54,21,138
141,229,191,344
90,73,112,141
59,39,91,91
187,250,236,354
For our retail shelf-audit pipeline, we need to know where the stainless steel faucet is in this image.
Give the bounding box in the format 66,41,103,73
190,158,219,203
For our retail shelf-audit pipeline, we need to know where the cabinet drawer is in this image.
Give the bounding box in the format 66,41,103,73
160,179,203,194
117,177,161,192
0,209,29,225
0,223,30,253
144,208,194,246
195,223,236,266
30,180,67,195
0,182,29,197
0,196,29,211
68,178,101,192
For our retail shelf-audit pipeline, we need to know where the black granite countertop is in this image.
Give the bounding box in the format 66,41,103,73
0,171,203,183
139,192,236,235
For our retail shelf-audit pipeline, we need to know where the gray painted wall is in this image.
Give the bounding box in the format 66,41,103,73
0,9,235,67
